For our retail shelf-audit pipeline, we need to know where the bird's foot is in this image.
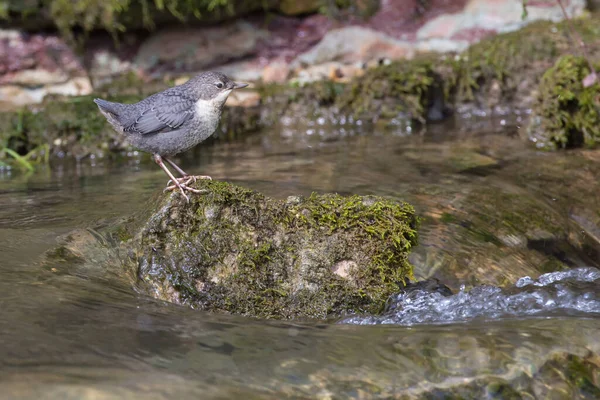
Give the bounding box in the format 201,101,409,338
166,175,212,187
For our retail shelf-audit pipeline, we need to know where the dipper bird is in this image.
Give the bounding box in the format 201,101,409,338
93,71,248,202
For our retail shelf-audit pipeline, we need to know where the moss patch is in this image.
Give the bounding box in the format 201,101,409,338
125,180,418,319
336,59,439,122
527,55,600,149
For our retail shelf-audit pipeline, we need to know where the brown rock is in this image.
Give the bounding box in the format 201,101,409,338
293,62,364,85
134,21,268,73
225,90,261,108
293,26,414,67
0,29,92,108
262,60,291,83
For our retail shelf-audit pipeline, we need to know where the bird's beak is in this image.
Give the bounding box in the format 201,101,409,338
233,82,249,89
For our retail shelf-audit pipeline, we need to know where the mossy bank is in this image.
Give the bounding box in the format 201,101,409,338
3,15,600,167
526,55,600,150
47,180,419,319
259,15,600,147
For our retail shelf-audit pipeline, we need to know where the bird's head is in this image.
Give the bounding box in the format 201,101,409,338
185,71,248,106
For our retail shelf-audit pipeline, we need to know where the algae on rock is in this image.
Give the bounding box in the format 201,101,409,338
527,55,600,150
118,180,419,319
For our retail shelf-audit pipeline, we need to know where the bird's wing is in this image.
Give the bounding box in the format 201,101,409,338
124,95,195,135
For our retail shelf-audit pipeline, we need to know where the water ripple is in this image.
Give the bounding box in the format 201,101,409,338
342,267,600,326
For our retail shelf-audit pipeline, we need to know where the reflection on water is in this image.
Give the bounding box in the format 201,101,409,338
1,120,599,398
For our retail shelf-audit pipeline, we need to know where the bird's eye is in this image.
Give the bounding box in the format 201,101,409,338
216,82,224,89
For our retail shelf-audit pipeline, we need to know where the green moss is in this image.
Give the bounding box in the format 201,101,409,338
286,193,418,285
0,0,41,22
527,55,600,149
336,59,438,122
43,0,270,44
114,225,133,243
284,193,419,312
257,79,346,125
96,70,166,96
1,0,303,46
319,0,379,19
449,21,560,103
48,0,130,43
217,105,261,141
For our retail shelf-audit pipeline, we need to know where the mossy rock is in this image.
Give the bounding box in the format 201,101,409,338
110,180,419,319
258,63,443,126
526,55,600,150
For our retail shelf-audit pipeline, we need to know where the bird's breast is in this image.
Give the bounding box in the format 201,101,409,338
191,98,221,137
195,98,220,120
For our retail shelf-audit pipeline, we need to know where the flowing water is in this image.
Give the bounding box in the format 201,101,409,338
1,118,599,398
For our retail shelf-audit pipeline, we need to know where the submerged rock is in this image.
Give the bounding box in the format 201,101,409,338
52,181,419,319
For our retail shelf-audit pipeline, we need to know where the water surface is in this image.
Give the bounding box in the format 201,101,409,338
1,119,599,398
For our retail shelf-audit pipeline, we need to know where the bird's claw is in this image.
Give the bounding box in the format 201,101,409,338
164,183,209,203
192,175,212,181
165,184,208,194
166,175,212,186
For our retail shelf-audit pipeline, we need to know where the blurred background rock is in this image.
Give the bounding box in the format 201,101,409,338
0,0,589,108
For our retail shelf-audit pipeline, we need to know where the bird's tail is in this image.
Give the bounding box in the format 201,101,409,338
93,98,122,116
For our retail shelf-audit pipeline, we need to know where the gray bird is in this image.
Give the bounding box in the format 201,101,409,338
93,71,248,202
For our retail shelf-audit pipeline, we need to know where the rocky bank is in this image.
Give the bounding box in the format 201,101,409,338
3,11,600,170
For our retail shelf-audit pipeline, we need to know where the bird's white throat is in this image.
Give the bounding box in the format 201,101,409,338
195,89,232,120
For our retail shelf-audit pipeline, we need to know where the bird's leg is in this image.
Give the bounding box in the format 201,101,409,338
154,154,199,202
163,157,212,187
164,157,189,177
164,157,195,187
163,157,193,186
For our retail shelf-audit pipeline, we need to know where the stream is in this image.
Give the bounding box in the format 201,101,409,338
1,117,599,398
